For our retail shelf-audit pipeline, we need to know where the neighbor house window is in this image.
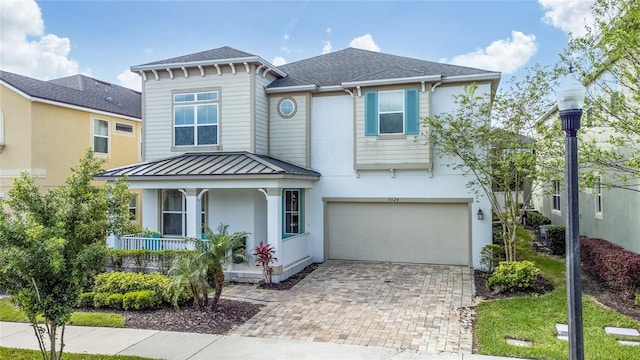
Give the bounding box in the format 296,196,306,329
552,181,561,212
129,194,138,221
364,89,419,136
173,91,219,146
93,119,109,154
283,189,303,237
115,122,133,133
595,177,603,214
162,190,186,236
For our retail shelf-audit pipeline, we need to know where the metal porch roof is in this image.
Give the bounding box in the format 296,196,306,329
95,152,321,180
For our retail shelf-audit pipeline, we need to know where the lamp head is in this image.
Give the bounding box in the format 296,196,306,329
557,72,586,111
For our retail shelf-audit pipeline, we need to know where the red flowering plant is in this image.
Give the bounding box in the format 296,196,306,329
253,241,278,286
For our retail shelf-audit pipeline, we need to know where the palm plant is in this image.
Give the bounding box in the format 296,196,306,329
196,223,249,310
166,254,209,309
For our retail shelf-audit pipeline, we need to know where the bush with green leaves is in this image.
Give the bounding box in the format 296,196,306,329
122,290,160,310
107,249,191,274
546,226,566,255
79,292,95,307
106,293,124,309
92,292,110,308
525,211,551,229
480,244,504,272
91,271,190,306
487,261,540,293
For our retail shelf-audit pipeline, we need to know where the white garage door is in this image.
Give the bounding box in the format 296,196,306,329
327,201,470,265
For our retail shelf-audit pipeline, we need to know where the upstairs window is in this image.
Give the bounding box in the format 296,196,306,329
365,89,419,136
552,181,561,212
595,177,603,214
173,91,219,146
283,189,303,238
93,119,109,154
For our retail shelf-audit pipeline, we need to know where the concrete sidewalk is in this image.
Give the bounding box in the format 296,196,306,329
0,322,521,360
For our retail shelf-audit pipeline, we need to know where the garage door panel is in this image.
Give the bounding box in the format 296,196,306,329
328,202,469,265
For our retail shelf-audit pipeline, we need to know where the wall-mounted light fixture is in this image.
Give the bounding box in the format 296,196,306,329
477,209,484,220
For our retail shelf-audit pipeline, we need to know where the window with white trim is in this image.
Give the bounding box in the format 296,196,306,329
201,192,208,234
115,122,133,133
283,189,303,237
552,181,561,212
173,91,219,146
364,89,419,136
93,119,109,154
129,194,138,221
162,190,186,236
595,177,603,214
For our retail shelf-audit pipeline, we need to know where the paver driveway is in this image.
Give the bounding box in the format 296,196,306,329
224,260,475,353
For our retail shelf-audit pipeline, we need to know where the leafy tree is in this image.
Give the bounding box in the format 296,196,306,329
424,67,557,262
194,223,249,310
562,0,640,187
0,150,131,360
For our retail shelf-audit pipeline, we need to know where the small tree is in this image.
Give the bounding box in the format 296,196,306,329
424,67,557,262
253,241,278,286
0,150,131,360
195,224,249,310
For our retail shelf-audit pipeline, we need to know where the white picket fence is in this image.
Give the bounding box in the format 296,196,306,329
111,234,194,251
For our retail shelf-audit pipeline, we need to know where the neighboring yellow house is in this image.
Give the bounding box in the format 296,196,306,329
0,70,143,223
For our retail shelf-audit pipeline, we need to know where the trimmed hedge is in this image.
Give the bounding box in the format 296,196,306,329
525,211,551,229
547,226,566,255
581,237,640,292
123,290,160,310
107,249,191,274
487,261,540,292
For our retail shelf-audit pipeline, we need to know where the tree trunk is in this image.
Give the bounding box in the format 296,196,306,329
211,268,224,310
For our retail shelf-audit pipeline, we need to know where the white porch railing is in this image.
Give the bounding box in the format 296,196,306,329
112,234,193,251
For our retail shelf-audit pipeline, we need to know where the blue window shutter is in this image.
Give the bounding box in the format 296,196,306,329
365,91,378,136
405,89,419,135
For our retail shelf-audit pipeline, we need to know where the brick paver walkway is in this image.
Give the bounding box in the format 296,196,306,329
223,260,474,353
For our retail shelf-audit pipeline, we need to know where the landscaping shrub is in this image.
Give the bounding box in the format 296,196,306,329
79,292,95,307
581,237,640,292
487,261,540,292
122,290,160,310
480,244,504,272
546,226,566,255
106,293,124,309
635,293,640,306
92,292,110,308
92,271,184,305
492,222,504,245
107,249,191,274
525,211,551,229
253,241,278,286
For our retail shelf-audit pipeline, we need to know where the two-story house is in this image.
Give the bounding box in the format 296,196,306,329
97,46,500,281
0,71,143,222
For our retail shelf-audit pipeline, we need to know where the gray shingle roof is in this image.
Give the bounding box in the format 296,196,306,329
269,47,498,88
0,70,141,119
135,46,257,67
95,152,321,180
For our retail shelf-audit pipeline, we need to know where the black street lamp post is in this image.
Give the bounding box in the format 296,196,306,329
557,73,587,360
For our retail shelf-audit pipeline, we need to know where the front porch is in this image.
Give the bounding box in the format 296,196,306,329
108,232,314,283
96,151,321,282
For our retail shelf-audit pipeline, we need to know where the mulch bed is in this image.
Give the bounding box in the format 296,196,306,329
255,263,319,290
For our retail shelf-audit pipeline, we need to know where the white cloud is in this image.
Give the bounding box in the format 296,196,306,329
283,34,290,41
442,31,537,74
0,0,80,79
322,41,332,54
272,56,287,66
539,0,594,37
280,46,291,54
349,34,380,52
326,27,331,34
117,69,141,92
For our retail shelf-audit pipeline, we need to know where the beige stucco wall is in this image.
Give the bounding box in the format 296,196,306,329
0,84,142,223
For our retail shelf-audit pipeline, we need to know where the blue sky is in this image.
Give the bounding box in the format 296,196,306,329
1,0,595,91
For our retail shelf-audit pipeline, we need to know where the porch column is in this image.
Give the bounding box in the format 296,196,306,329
142,189,159,232
264,188,283,266
181,188,202,239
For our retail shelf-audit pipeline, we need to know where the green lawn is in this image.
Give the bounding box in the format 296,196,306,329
0,347,153,360
0,299,125,328
475,232,640,360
